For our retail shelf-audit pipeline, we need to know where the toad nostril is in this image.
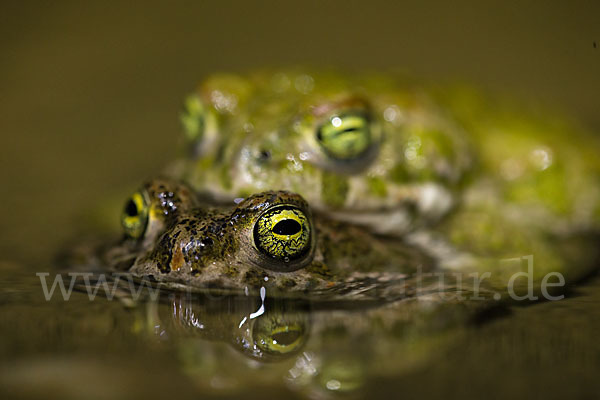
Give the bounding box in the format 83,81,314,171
273,219,301,236
258,149,271,161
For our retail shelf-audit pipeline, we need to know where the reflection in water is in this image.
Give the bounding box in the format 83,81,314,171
119,284,489,398
1,267,600,399
159,290,310,361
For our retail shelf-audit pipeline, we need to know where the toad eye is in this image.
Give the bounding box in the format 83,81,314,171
253,205,312,261
252,316,307,357
317,112,372,160
180,94,205,142
121,191,149,239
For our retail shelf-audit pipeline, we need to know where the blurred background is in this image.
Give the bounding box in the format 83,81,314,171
1,2,600,399
1,1,599,264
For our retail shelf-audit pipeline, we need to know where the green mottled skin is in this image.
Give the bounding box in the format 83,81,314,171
173,70,473,234
173,70,600,238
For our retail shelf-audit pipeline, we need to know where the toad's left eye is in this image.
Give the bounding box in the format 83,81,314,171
253,205,312,262
121,191,149,239
317,112,372,160
180,94,205,142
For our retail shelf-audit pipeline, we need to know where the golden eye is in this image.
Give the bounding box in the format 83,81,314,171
252,315,307,356
253,206,311,261
317,112,372,160
121,191,149,239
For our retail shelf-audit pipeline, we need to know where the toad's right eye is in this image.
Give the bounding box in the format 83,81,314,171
317,111,372,160
253,205,312,263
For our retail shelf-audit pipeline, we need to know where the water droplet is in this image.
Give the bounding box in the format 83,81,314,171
530,147,553,171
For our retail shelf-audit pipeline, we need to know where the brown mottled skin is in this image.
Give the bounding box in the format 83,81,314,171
103,178,436,299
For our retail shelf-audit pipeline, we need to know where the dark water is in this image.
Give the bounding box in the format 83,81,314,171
1,2,600,399
1,267,600,399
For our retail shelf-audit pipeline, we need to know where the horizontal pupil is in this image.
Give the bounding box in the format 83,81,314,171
336,126,362,135
272,219,301,236
125,199,138,217
271,330,301,346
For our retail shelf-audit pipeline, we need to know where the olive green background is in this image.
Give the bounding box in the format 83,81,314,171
1,2,599,399
1,1,599,264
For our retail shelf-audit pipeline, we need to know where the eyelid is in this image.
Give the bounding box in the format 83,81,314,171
311,97,371,118
326,112,371,130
